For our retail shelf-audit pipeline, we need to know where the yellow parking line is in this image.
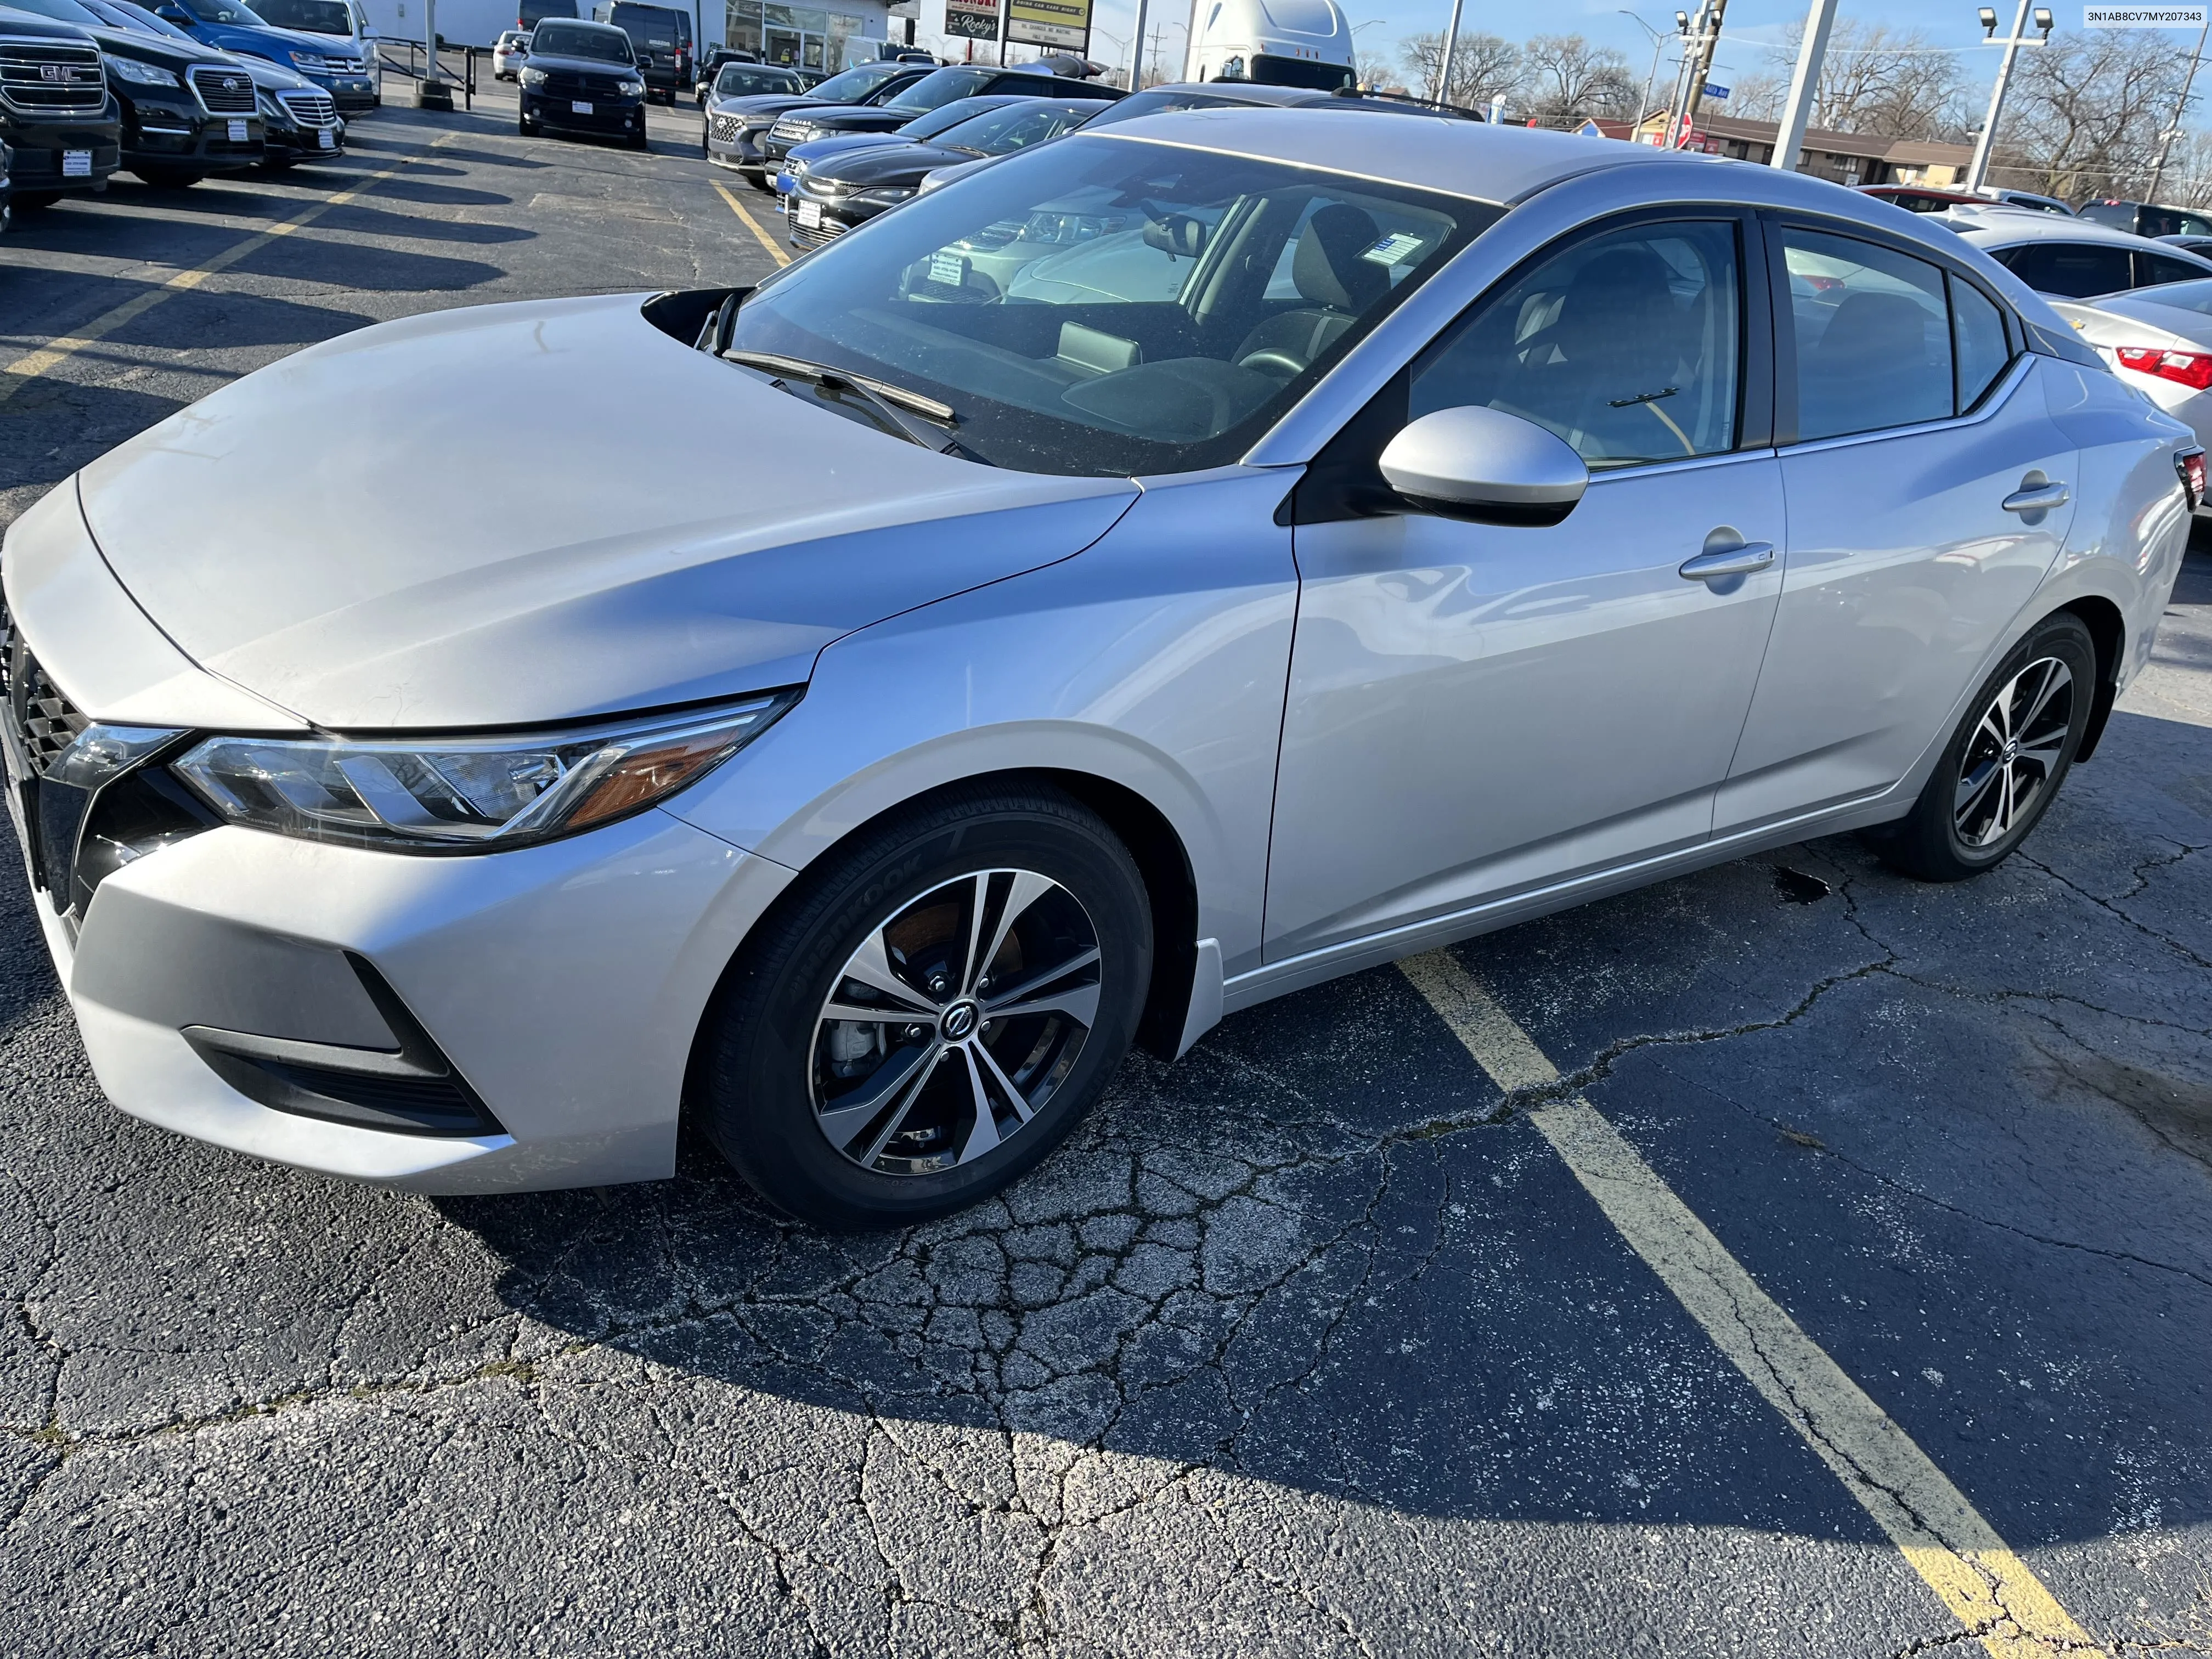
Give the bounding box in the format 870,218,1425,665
1398,950,2111,1659
711,178,790,266
0,131,464,405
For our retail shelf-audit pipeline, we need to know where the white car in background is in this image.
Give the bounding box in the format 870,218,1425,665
2050,277,2212,509
1938,206,2212,298
491,28,528,78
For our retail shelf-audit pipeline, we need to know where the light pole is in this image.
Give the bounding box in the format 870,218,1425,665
1770,0,1837,172
2147,7,2211,202
1350,18,1383,88
1125,0,1149,89
1966,3,2053,194
1434,0,1466,106
1620,10,1669,126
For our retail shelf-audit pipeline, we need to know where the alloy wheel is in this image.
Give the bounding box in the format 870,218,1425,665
1954,654,2074,849
810,869,1102,1177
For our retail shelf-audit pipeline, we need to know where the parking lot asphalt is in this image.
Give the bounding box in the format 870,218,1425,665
3,95,2211,1658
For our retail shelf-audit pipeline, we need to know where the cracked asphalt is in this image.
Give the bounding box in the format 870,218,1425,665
3,95,2211,1657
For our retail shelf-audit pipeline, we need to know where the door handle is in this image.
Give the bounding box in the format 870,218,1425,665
2002,481,2070,514
1678,540,1776,582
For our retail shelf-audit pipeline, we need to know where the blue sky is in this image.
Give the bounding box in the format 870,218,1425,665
1092,0,2085,108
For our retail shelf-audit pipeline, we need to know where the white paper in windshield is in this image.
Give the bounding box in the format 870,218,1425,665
1361,232,1424,267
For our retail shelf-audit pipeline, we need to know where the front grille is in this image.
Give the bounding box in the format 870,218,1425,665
769,116,808,141
280,88,337,125
0,609,90,776
710,111,738,142
189,64,258,114
790,217,845,251
0,40,107,113
539,68,625,98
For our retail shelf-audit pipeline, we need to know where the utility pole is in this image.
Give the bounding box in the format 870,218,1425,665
1675,0,1725,150
1966,3,2053,194
1620,9,1667,126
2148,7,2212,202
1661,7,1703,149
1770,0,1836,172
1434,0,1465,105
1128,0,1149,87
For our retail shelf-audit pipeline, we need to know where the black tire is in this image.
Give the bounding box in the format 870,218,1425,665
628,122,650,151
130,166,202,189
518,109,534,136
259,153,298,172
12,191,61,211
699,126,709,158
695,784,1152,1229
744,167,772,192
1871,611,2096,883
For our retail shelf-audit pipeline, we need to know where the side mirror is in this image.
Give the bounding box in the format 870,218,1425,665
154,2,191,19
1378,405,1588,526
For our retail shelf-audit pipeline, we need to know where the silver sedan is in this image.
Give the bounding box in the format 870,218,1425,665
2,112,2196,1226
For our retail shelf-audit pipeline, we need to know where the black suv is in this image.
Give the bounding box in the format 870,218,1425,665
589,0,684,102
757,64,1119,172
2079,199,2212,240
518,16,645,147
0,6,119,208
7,0,259,185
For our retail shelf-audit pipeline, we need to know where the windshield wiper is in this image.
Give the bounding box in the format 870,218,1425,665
720,348,990,463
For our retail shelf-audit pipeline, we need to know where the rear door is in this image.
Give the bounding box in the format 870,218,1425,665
1718,220,2078,832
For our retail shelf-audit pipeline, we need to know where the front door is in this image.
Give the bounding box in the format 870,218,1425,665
1265,213,1787,962
1718,222,2079,833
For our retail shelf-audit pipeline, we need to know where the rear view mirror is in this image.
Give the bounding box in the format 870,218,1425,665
1378,405,1588,527
1141,212,1206,259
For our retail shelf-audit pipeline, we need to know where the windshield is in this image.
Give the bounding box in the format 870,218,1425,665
2128,277,2212,316
252,0,349,29
533,20,631,59
84,0,198,34
716,64,798,95
808,61,906,101
882,66,996,113
177,0,270,22
608,3,682,39
1245,54,1354,90
933,99,1093,156
2,0,110,26
730,134,1485,475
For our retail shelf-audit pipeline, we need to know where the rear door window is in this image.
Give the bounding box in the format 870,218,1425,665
2137,251,2211,288
1782,228,1953,442
1995,241,2134,298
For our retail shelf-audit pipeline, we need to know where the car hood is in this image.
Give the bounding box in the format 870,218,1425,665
88,25,214,67
786,132,916,171
73,294,1139,731
231,49,313,88
782,103,902,129
711,91,816,117
526,50,641,75
819,142,970,187
197,18,348,57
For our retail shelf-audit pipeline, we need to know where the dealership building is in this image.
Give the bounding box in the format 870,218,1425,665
359,0,901,69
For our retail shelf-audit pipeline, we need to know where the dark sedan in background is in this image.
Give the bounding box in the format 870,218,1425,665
517,17,647,149
780,95,1099,251
703,55,928,187
754,61,1118,176
768,92,1028,182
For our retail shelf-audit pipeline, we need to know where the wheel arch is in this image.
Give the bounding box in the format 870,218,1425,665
680,765,1207,1119
2057,593,2126,763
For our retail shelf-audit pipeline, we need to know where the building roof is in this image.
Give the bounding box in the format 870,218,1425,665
1685,110,1973,169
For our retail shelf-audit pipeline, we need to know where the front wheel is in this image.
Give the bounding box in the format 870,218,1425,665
130,166,202,189
694,785,1152,1229
1871,611,2096,882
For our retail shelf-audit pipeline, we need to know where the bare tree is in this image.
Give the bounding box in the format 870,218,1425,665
1521,33,1638,123
1744,18,1963,139
1397,30,1520,109
1995,30,2197,202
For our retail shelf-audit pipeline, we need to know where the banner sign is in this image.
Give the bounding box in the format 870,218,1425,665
1007,0,1090,49
2085,5,2209,24
944,0,998,40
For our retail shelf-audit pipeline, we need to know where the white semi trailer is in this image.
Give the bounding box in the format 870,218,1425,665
1179,0,1353,90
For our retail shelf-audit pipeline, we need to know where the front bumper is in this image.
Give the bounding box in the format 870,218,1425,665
262,113,345,161
311,72,379,111
2,116,121,193
123,102,263,173
0,487,797,1193
522,89,645,136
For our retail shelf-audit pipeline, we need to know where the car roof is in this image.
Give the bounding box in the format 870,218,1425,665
1083,104,1692,205
1942,208,2190,253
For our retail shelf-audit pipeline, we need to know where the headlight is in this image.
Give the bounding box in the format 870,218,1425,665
287,49,328,71
618,77,645,96
171,693,798,853
519,64,549,87
850,185,916,208
108,57,182,87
